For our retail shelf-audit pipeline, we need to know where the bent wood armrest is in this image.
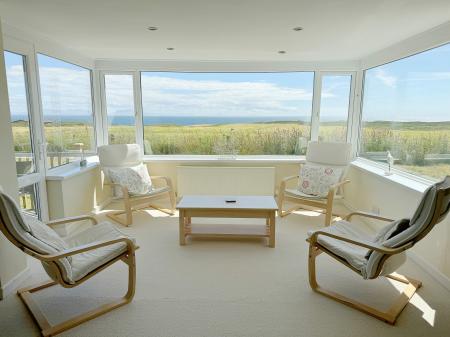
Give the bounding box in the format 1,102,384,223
150,175,173,187
279,175,300,192
24,237,136,262
308,230,412,255
104,182,129,198
46,215,98,228
326,179,350,202
345,211,394,222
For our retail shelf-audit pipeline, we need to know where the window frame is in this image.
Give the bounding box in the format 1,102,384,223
137,70,325,157
356,42,450,183
36,52,98,170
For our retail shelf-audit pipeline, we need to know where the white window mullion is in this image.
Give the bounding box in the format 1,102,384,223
349,70,364,158
133,71,144,153
310,71,322,141
93,69,107,147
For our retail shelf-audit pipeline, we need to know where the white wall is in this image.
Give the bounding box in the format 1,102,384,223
0,20,28,299
345,166,450,280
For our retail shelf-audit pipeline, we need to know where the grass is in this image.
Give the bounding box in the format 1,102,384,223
11,120,450,180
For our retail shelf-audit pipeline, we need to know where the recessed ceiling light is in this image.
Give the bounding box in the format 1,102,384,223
293,27,303,31
167,47,175,51
147,26,158,31
278,50,286,54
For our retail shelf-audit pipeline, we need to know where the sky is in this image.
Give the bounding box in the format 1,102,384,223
4,42,450,123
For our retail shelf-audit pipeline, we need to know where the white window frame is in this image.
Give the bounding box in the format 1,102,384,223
99,71,143,152
311,71,357,145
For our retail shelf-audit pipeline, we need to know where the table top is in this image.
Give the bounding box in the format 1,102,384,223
177,195,278,211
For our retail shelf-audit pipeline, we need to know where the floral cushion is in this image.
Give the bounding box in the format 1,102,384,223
106,163,153,198
298,164,343,198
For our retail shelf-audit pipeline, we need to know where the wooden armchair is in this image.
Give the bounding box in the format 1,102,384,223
99,144,176,226
0,188,137,336
278,141,352,225
307,176,450,324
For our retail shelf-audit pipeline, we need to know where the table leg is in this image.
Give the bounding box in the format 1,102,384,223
268,211,276,248
179,210,186,245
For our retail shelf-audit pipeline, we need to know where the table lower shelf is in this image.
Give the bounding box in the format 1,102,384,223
185,223,269,237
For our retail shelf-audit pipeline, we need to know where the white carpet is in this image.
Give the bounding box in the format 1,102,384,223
1,207,449,337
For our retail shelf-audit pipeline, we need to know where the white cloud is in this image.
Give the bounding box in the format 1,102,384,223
375,69,397,88
139,75,314,117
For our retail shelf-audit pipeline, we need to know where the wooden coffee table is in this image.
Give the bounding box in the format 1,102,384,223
177,195,278,247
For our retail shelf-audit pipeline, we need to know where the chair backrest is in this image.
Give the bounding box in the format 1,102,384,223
98,144,143,168
0,187,73,284
366,176,450,278
306,141,352,167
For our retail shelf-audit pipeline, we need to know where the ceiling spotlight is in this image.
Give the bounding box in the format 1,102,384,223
293,27,303,31
278,50,286,54
147,26,158,31
167,47,175,51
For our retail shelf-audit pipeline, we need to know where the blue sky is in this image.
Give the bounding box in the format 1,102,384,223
5,42,450,123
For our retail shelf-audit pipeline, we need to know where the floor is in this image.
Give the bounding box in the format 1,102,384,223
0,204,450,337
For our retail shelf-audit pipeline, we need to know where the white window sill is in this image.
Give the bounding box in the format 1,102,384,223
351,158,433,194
143,155,306,164
45,155,305,180
46,159,99,181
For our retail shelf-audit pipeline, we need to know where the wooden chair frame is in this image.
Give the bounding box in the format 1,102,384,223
105,175,176,226
308,211,422,324
0,215,137,337
278,172,350,226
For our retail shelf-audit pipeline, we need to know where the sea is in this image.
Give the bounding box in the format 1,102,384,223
11,115,310,126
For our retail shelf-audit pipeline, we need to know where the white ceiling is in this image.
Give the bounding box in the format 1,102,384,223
1,0,449,62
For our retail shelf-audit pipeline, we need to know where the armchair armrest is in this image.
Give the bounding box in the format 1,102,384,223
344,211,394,222
46,215,98,228
308,230,412,255
150,175,174,190
104,182,129,198
279,175,300,193
25,237,136,262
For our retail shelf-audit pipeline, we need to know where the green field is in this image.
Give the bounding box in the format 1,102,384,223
11,120,450,181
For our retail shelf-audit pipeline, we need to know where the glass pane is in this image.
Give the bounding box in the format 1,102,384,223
360,43,450,181
18,184,39,217
4,51,36,177
37,54,95,169
104,74,136,144
318,75,351,142
141,72,314,155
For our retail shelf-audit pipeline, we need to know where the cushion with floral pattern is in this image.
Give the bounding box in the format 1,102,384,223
106,163,153,198
298,164,343,198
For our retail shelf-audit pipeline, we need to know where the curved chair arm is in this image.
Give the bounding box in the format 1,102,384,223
327,179,350,198
279,175,300,192
150,175,175,190
344,211,394,222
46,215,98,228
24,237,136,262
104,182,130,199
308,230,412,255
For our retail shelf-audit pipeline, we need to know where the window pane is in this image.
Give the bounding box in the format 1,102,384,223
37,54,95,169
360,43,450,181
18,184,39,217
141,72,314,155
4,51,36,177
104,74,136,144
318,75,351,142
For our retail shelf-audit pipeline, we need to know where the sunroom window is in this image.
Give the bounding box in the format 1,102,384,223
359,43,450,181
140,72,314,155
37,54,96,169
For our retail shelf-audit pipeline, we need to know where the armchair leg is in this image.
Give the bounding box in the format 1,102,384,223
308,243,422,324
17,252,136,337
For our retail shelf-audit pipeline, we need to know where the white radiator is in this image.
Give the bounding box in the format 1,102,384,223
177,166,275,197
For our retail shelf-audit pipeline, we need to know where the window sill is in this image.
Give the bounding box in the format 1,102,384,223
351,158,433,194
143,155,306,164
46,159,99,181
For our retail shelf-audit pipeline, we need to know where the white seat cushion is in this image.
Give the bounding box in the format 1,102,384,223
308,221,373,274
127,186,170,199
285,188,343,200
65,221,135,282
